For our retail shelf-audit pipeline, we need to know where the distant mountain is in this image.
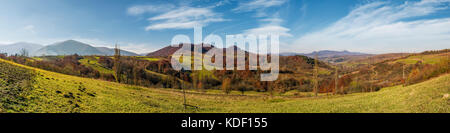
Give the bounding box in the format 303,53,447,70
146,44,256,58
279,52,300,56
0,42,43,56
280,50,370,63
33,40,138,56
146,44,214,57
139,53,149,56
306,50,368,58
281,50,368,58
95,47,139,56
33,40,104,56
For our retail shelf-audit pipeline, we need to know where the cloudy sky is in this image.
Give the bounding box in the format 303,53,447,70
0,0,449,54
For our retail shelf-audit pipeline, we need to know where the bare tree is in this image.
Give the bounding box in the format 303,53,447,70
113,43,121,83
222,78,231,94
180,72,187,112
20,48,29,57
313,54,319,97
334,65,338,95
367,57,371,92
369,57,375,92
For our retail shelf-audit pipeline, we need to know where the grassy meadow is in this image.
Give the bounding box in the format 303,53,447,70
1,58,448,113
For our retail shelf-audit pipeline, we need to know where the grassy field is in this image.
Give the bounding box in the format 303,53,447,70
394,52,449,65
78,56,114,74
0,58,448,113
136,56,160,61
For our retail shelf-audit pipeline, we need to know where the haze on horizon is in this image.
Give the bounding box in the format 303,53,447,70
0,0,449,54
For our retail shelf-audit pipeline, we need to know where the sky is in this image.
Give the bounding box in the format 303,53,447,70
0,0,449,54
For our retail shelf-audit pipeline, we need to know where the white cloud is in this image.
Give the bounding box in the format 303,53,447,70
233,0,288,12
120,43,163,54
127,4,176,15
145,7,226,31
23,25,36,34
214,0,231,7
244,15,292,37
292,0,450,54
260,18,283,23
244,25,292,37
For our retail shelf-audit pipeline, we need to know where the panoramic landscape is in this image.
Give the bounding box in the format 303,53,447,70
0,0,449,113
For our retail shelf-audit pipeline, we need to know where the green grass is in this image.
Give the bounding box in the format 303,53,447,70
395,53,448,65
31,57,43,61
136,56,160,61
1,58,448,113
79,56,114,74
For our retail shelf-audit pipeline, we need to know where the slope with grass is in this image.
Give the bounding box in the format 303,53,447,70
78,56,114,74
0,58,448,113
393,52,449,65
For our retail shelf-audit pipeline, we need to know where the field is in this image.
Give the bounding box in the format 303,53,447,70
394,53,449,65
136,56,160,61
79,56,114,74
1,58,448,113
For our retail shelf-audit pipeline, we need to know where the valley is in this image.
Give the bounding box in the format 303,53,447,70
0,58,448,113
0,44,448,113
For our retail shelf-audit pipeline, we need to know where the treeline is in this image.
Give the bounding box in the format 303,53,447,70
1,49,447,96
97,56,185,88
341,53,449,93
0,53,339,95
3,55,101,79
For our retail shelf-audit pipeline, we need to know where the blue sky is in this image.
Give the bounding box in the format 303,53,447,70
0,0,449,54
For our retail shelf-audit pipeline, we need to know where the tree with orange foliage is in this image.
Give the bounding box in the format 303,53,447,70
222,78,231,94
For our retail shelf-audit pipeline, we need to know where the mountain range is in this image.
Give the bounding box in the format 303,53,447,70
280,50,369,58
147,44,369,59
1,40,138,56
146,44,251,57
146,44,214,57
1,40,368,59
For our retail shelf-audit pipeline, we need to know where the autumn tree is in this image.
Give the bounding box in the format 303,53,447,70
113,44,121,83
19,48,29,57
313,54,319,97
222,78,231,94
334,66,338,95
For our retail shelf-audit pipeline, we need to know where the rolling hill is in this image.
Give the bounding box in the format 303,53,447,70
95,47,139,56
33,40,105,56
281,50,371,63
0,57,448,113
146,43,251,57
280,50,369,57
32,40,138,56
146,44,214,57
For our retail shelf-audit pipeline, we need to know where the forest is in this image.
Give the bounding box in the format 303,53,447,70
0,48,448,97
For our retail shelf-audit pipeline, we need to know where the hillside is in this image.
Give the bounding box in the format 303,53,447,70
146,44,250,58
95,47,139,56
32,40,138,56
33,40,105,56
305,50,368,58
281,50,371,64
146,44,213,57
281,50,367,57
1,58,448,113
